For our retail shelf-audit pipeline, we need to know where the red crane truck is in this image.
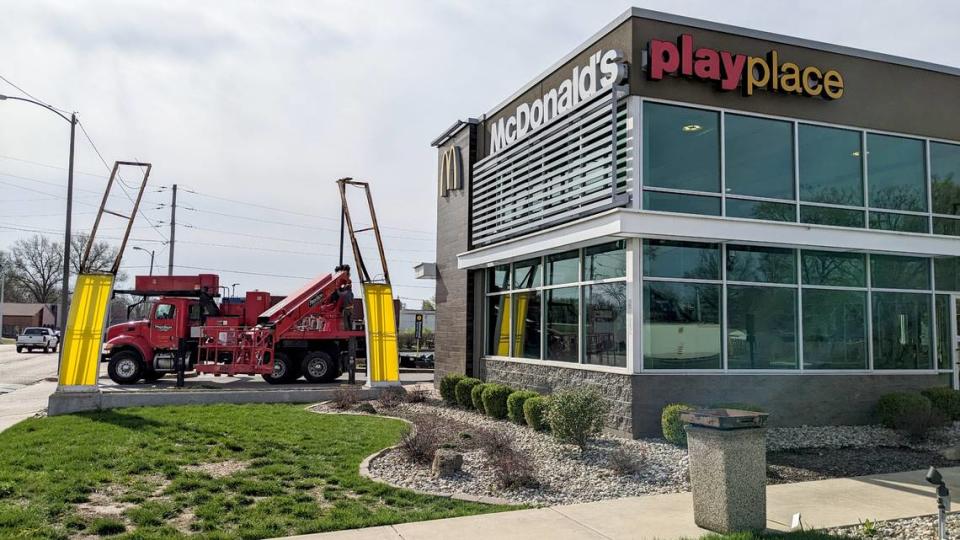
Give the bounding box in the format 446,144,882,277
102,266,364,385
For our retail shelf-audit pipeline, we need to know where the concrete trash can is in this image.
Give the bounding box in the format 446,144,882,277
682,408,769,534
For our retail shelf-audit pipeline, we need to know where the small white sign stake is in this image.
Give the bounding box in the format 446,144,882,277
790,513,803,531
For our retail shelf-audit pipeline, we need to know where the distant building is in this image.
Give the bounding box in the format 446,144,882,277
0,303,56,337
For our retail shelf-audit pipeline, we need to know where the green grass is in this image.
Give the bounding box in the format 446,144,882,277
0,404,512,539
0,338,13,345
699,532,854,539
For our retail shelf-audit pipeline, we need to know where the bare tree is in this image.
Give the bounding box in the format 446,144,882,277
9,236,62,303
0,250,29,303
66,234,128,284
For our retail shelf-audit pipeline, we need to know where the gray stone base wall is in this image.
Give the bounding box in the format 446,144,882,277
632,373,952,436
479,357,633,436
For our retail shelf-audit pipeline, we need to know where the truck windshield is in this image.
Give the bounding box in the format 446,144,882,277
155,304,175,320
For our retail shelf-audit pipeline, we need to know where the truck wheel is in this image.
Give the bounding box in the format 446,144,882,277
302,351,337,383
108,351,144,385
15,347,22,353
262,353,299,384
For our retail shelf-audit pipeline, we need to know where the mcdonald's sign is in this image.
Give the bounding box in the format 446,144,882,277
438,145,462,197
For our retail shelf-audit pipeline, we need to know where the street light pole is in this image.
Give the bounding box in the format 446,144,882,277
0,262,5,339
0,95,77,335
132,247,155,276
231,283,239,297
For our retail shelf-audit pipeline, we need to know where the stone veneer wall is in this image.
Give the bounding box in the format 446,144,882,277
479,357,633,437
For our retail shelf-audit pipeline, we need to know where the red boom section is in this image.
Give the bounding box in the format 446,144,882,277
259,270,356,337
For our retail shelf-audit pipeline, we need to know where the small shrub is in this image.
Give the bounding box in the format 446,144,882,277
481,384,514,419
455,377,482,409
523,396,551,431
399,416,441,464
471,383,490,411
479,430,513,459
356,402,377,415
507,390,539,423
90,517,126,536
922,387,960,421
377,386,405,409
333,385,360,410
898,407,948,441
439,374,466,405
661,403,695,447
876,392,932,428
546,388,609,449
709,402,766,413
404,387,429,403
492,450,538,489
608,446,646,475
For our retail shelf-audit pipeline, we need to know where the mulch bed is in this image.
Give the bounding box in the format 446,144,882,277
767,446,960,484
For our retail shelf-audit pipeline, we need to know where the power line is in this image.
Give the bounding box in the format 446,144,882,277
0,74,70,114
0,154,110,179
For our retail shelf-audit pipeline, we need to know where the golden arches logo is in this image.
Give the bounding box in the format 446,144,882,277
438,146,462,197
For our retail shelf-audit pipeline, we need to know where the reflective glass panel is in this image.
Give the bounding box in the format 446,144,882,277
726,245,796,284
802,289,868,369
584,282,627,367
511,292,541,359
513,258,541,289
545,287,579,362
643,240,720,280
486,295,511,356
800,205,865,228
871,255,930,290
725,114,794,199
872,292,932,370
487,265,510,293
798,124,863,205
643,281,721,369
584,241,626,281
643,190,721,215
936,295,952,370
643,102,720,192
934,217,960,237
869,211,929,233
801,251,866,287
725,198,796,222
545,250,579,285
931,142,960,215
935,257,960,292
726,286,797,369
868,134,927,212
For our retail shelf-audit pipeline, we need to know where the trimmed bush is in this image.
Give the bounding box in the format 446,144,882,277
481,384,514,419
455,378,482,409
661,403,695,447
922,387,960,420
439,374,466,405
507,390,539,423
876,392,931,429
471,383,490,411
523,395,551,431
709,402,766,413
546,388,609,448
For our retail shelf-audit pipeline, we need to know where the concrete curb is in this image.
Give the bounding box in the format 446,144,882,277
307,405,519,507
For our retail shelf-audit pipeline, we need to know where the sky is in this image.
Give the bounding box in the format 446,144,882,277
1,0,958,307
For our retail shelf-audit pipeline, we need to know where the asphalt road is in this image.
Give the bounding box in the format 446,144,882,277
0,344,59,389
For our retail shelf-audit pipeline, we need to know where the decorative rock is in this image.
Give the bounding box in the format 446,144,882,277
431,448,463,477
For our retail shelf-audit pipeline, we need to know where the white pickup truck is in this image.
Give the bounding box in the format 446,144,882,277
15,327,59,353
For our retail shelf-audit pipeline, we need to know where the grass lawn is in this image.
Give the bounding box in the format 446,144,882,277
0,404,513,539
700,532,852,539
0,338,13,345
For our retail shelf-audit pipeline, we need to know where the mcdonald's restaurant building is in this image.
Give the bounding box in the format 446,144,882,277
430,8,960,436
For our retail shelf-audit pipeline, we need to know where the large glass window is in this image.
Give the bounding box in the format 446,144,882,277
801,251,866,287
512,292,541,359
643,191,721,215
584,241,626,281
643,281,721,369
867,134,927,212
871,255,930,290
546,250,579,285
726,245,795,284
643,240,720,280
727,286,797,369
800,205,865,228
584,283,627,367
802,289,868,369
486,295,511,356
935,257,960,292
869,211,928,233
488,264,510,293
935,295,952,370
935,217,960,237
726,199,795,222
725,114,794,199
545,287,579,362
799,124,863,206
872,292,932,369
643,102,720,192
513,258,541,289
931,142,960,216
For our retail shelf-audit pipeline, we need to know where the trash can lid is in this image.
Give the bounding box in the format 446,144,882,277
680,408,769,430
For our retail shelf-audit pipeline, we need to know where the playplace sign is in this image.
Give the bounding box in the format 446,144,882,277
489,49,628,156
647,34,844,100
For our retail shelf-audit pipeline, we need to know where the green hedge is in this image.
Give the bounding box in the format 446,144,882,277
455,378,482,409
523,396,551,431
471,383,490,412
481,384,514,419
661,403,695,447
546,388,609,448
876,392,932,428
507,390,539,423
439,374,466,406
921,387,960,421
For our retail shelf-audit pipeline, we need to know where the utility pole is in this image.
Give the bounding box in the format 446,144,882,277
59,113,77,333
0,262,5,339
168,183,177,276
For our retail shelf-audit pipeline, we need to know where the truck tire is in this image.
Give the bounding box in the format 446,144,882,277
262,353,299,384
108,351,144,385
302,351,337,383
15,347,22,353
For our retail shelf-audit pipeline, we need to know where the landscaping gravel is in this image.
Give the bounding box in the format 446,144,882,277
365,402,689,506
768,447,959,484
827,512,960,539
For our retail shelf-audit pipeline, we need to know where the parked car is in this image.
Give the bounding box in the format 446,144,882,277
16,327,59,353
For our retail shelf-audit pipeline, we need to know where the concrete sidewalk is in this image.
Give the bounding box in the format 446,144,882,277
0,380,56,432
281,467,960,540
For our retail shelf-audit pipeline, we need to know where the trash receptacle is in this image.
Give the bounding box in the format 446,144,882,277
681,408,769,534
